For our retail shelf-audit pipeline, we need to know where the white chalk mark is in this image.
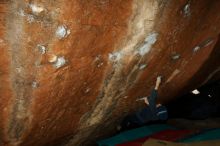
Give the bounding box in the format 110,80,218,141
193,38,214,53
139,64,147,70
192,89,200,95
144,32,158,44
97,62,104,68
183,3,190,17
29,4,44,15
109,52,123,62
32,81,39,88
27,15,35,23
85,88,91,93
172,54,181,60
56,25,71,39
18,9,35,23
136,32,158,56
18,9,25,17
193,46,200,52
204,39,214,47
53,56,66,68
16,67,22,73
37,45,46,54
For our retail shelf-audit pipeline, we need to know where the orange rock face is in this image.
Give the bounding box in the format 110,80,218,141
0,0,220,145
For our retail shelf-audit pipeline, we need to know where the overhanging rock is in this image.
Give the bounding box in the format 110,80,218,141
0,0,220,145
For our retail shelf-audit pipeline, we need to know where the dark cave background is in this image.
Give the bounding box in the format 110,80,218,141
166,80,220,120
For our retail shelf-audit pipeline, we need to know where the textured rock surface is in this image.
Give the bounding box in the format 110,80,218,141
0,0,220,145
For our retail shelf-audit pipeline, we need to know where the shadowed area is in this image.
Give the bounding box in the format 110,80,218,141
0,0,220,145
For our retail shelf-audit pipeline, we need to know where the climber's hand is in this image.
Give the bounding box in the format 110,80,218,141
143,97,149,105
155,76,162,90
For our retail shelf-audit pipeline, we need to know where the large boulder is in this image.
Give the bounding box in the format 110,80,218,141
0,0,219,145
